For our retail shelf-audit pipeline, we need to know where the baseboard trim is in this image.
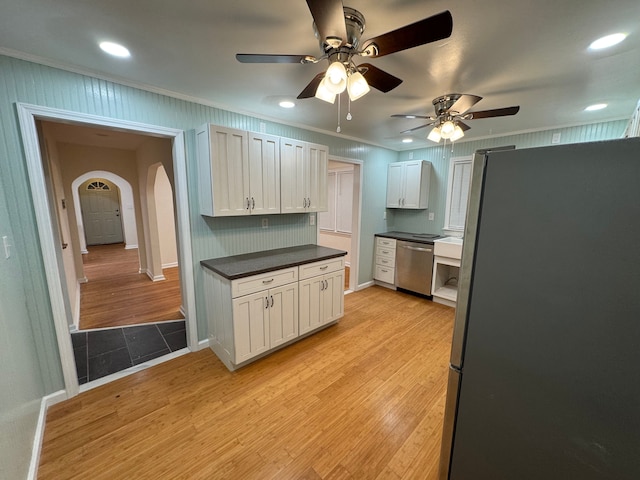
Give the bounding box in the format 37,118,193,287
124,244,138,250
197,338,210,351
145,270,166,282
28,390,67,480
72,281,81,330
162,262,179,268
357,281,375,291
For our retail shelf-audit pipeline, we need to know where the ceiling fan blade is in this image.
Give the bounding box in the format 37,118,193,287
236,54,310,64
457,121,471,131
468,106,520,119
391,114,434,119
297,72,326,99
360,10,453,58
449,94,482,115
401,123,436,134
305,0,347,47
358,63,402,93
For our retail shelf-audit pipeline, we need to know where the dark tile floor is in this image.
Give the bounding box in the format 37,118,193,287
72,320,187,384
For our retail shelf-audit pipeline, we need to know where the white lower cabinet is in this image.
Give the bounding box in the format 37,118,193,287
299,269,344,335
203,256,344,371
232,281,298,363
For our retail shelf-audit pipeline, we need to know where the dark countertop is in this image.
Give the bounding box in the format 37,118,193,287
375,231,443,245
200,244,347,280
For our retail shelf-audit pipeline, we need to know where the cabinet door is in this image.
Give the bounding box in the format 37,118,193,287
211,126,250,216
386,162,404,208
402,160,430,209
269,282,299,347
280,139,306,213
248,132,280,215
307,143,328,212
323,270,344,324
232,291,270,363
299,276,323,335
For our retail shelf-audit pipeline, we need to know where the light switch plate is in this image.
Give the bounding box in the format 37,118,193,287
2,236,10,259
429,212,435,221
309,214,315,226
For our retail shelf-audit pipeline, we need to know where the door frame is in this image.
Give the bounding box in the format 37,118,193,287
16,102,198,398
321,155,363,292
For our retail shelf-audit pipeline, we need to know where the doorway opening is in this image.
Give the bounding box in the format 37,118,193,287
317,157,363,292
17,103,197,398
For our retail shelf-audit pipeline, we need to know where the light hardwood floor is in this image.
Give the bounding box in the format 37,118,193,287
80,243,183,329
40,286,455,479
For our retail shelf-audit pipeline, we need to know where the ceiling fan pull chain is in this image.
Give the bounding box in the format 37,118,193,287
347,96,353,121
337,93,342,133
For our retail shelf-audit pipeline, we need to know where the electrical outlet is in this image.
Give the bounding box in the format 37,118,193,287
262,218,268,228
552,132,561,144
408,152,414,159
428,212,435,221
383,211,387,220
309,214,315,226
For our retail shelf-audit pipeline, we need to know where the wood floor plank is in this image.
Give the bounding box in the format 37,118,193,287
39,286,455,479
79,243,183,329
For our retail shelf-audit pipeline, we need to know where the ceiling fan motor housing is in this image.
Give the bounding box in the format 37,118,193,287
314,7,366,52
433,93,463,116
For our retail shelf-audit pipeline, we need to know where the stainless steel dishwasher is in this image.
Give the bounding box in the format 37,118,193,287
395,240,434,296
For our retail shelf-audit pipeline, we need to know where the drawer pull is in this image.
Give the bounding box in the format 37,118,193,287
320,265,329,270
262,278,274,284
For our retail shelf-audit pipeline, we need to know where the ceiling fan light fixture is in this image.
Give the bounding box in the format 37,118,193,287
346,71,370,101
324,61,348,94
315,79,337,104
427,126,442,143
440,120,456,139
450,124,465,141
99,41,130,58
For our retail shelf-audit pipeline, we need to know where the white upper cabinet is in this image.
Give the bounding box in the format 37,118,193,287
197,124,250,216
386,160,431,209
281,139,328,214
248,132,280,215
197,123,327,217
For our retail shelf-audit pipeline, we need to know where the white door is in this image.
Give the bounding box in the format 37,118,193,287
211,126,250,216
269,282,299,347
232,291,270,363
299,276,323,335
402,161,424,208
248,132,280,215
307,143,328,212
280,139,306,213
80,179,124,245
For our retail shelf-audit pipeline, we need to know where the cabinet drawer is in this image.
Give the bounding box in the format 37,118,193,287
376,246,396,259
231,267,298,298
375,255,395,268
376,237,396,249
299,257,345,280
374,265,395,284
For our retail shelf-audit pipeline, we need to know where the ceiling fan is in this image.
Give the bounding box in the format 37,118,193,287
393,94,520,142
236,0,453,104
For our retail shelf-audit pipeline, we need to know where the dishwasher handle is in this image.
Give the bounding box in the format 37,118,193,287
399,244,432,253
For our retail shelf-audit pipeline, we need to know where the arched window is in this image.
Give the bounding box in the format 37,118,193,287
87,181,110,191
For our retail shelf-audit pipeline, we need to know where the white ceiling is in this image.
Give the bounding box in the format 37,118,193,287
2,0,639,150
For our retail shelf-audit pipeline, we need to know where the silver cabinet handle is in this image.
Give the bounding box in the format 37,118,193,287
246,197,250,210
251,197,255,209
303,198,307,208
324,280,328,290
382,250,389,255
262,278,274,284
265,297,269,309
381,269,388,273
270,295,274,307
320,265,328,270
307,197,311,208
404,245,432,252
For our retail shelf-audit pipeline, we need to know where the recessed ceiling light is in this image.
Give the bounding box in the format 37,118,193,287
402,138,414,143
588,33,627,50
585,103,607,111
99,41,131,58
279,100,295,108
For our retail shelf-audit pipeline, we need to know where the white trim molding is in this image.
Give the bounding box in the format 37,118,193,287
28,390,67,480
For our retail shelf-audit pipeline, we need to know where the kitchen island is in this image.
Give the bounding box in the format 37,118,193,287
201,245,346,370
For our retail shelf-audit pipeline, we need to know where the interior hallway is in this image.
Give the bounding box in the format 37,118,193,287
79,243,184,330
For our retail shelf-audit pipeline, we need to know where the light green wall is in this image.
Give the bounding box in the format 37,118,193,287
389,121,628,233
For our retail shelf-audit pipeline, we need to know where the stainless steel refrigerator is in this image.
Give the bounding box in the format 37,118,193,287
438,138,640,480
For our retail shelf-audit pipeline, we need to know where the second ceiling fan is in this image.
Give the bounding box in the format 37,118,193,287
393,94,520,142
236,0,453,103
